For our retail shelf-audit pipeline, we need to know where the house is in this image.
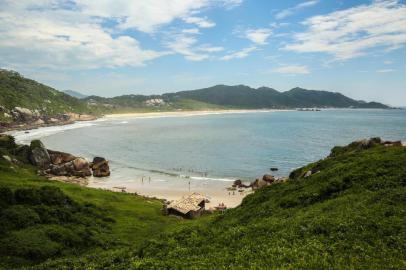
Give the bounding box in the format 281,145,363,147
164,193,206,219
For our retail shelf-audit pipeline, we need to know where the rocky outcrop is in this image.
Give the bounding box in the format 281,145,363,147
0,106,98,133
48,157,92,178
91,157,110,177
48,150,76,165
330,137,404,157
26,140,108,180
29,140,51,169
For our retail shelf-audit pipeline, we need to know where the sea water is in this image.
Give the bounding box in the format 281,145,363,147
13,109,406,181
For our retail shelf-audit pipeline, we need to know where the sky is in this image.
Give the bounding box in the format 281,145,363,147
0,0,406,106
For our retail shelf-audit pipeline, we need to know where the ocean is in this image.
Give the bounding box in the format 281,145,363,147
11,109,406,205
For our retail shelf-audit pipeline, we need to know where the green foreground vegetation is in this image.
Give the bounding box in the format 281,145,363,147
0,134,405,269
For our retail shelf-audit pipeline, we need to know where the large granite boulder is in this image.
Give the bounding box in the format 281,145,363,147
48,150,76,165
29,140,51,169
49,158,91,177
72,158,92,176
91,157,110,177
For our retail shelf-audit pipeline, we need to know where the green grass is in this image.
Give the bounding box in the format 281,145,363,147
32,143,406,269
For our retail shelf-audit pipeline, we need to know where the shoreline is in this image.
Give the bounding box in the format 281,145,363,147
104,109,283,119
7,109,276,208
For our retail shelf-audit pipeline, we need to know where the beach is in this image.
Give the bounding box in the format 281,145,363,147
9,108,406,209
104,109,278,119
89,173,251,208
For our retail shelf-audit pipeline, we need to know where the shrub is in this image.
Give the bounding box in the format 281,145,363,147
0,205,40,230
0,187,14,207
14,188,41,205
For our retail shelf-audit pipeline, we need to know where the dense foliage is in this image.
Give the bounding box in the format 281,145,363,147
0,186,114,268
30,142,406,269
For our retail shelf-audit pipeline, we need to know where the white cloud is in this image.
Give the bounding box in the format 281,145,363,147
77,0,238,32
275,0,319,20
165,34,223,61
182,28,201,34
271,65,310,74
245,28,272,45
0,0,242,69
284,0,406,61
0,3,167,69
384,60,393,64
220,46,257,60
183,16,216,28
377,68,395,73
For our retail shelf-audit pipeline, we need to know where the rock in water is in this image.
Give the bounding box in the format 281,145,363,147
29,140,50,169
72,158,92,177
91,157,110,177
48,149,76,165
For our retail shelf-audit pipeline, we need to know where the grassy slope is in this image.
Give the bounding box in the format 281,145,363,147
33,144,406,269
0,137,206,269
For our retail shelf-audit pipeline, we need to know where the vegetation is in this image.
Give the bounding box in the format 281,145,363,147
0,69,389,126
0,135,200,269
0,134,404,269
40,141,405,269
166,85,390,109
0,70,90,115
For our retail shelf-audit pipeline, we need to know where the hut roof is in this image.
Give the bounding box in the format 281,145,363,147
167,193,206,214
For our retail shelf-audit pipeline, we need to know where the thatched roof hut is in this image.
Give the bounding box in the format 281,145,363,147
166,193,206,219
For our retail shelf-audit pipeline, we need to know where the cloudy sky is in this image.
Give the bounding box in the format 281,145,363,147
1,0,406,106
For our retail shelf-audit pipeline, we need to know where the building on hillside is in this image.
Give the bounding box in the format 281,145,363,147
164,193,206,219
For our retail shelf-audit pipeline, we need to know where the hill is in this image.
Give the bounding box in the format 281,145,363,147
63,90,88,99
0,70,390,130
165,85,390,109
0,135,404,269
0,70,89,115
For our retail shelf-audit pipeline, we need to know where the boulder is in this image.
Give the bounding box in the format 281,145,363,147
262,174,275,183
91,157,110,177
33,119,45,125
232,179,242,187
13,107,33,121
251,179,268,190
72,158,92,176
48,150,76,165
29,140,51,169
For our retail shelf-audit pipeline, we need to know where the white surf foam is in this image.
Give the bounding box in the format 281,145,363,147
8,121,98,144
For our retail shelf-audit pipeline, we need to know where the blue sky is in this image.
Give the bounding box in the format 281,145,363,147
0,0,405,106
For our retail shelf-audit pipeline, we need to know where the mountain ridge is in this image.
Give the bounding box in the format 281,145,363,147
0,69,391,129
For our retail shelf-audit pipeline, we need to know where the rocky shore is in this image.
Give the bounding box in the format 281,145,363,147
0,134,110,185
0,105,97,133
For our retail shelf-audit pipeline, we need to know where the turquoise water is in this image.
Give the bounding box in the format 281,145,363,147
19,109,406,181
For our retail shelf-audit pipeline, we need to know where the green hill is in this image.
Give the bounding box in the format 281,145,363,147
0,70,89,115
166,85,389,109
0,70,390,126
0,135,404,269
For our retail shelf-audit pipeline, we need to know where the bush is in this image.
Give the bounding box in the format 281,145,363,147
0,205,40,230
0,187,14,207
14,188,41,205
0,228,62,261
